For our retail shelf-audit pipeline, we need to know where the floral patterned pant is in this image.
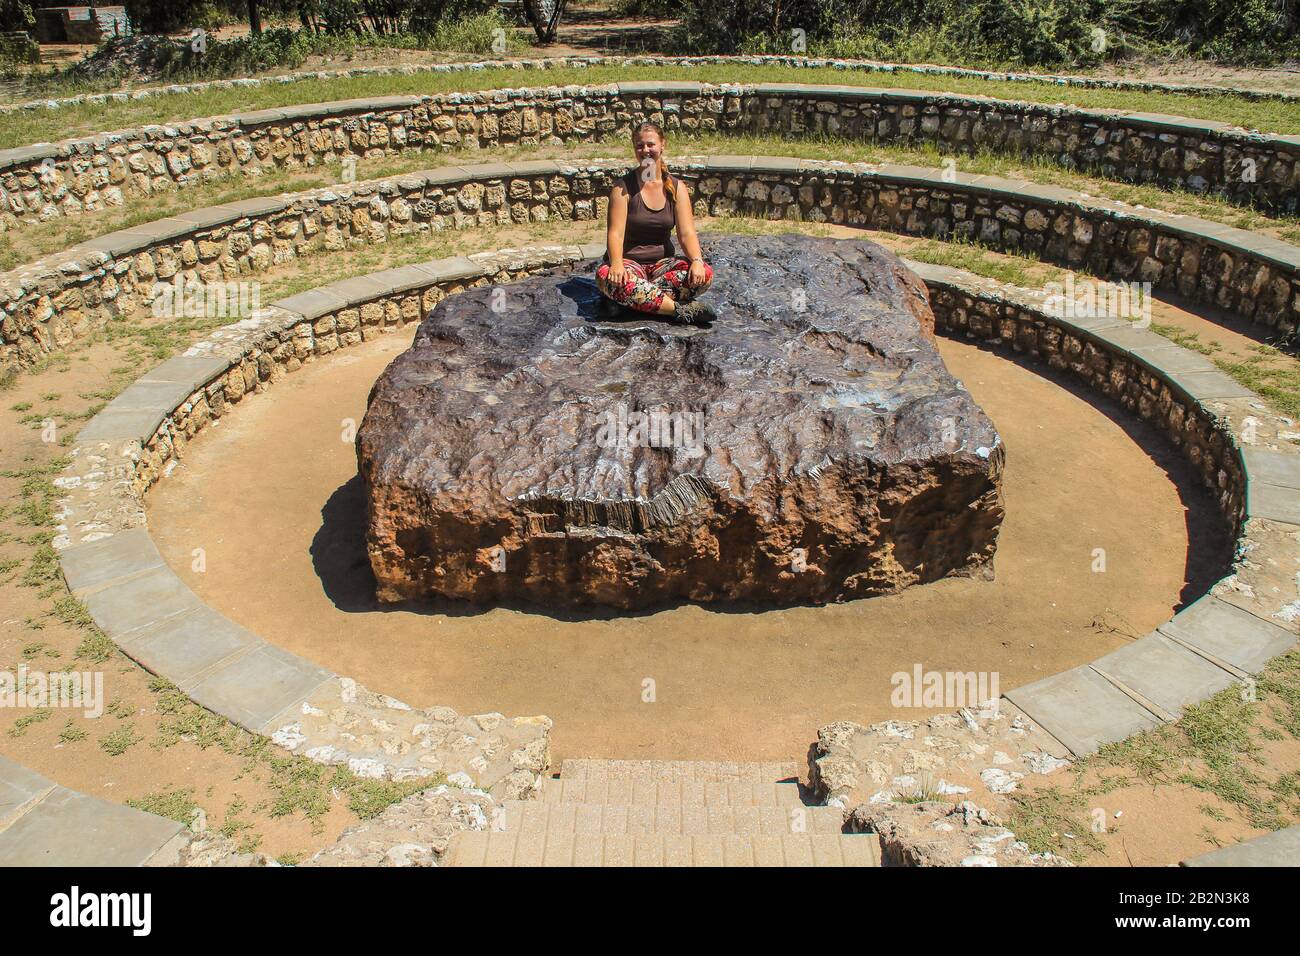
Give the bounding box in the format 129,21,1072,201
595,256,714,313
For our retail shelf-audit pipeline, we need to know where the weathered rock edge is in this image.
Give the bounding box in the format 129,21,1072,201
359,233,1003,610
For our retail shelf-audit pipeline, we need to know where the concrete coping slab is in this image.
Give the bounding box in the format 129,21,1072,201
1157,595,1298,674
272,287,351,322
0,787,186,867
323,273,394,305
1092,633,1241,718
0,142,60,171
75,403,173,444
228,107,289,126
0,755,55,828
80,565,206,641
704,155,755,172
1247,480,1300,525
1243,448,1300,490
1182,825,1300,866
422,256,485,282
116,604,266,692
504,159,570,177
1162,368,1259,404
138,354,233,391
616,81,705,95
60,527,165,597
1003,665,1163,757
185,643,334,734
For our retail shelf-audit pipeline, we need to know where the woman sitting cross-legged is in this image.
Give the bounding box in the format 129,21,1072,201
595,121,718,326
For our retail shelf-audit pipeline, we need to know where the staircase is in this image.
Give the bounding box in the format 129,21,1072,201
446,759,881,867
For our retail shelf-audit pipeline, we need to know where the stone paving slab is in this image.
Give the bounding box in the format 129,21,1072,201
229,107,289,126
1091,633,1240,718
1247,481,1300,525
326,273,393,304
1158,595,1298,674
82,565,205,638
1003,666,1163,757
505,800,843,836
1243,449,1300,490
0,787,186,867
0,756,55,829
1164,368,1259,402
559,758,799,783
1182,825,1300,866
60,526,165,597
617,80,706,95
542,777,805,808
446,830,879,867
273,287,351,322
1125,343,1219,375
706,155,755,172
117,604,266,691
367,264,442,296
185,643,333,733
422,256,483,282
75,404,168,443
107,379,201,416
138,354,232,390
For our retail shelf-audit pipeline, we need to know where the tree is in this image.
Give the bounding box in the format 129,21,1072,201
248,0,263,34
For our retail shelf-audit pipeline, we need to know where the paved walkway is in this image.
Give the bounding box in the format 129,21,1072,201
445,759,881,867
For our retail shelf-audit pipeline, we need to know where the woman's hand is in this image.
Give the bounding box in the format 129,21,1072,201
687,260,706,289
607,261,626,288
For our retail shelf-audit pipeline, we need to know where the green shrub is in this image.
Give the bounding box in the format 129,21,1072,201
677,0,1299,66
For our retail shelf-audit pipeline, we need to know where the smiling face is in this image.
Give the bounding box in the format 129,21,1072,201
633,127,665,179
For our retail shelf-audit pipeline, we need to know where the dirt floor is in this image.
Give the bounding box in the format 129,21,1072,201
144,229,1228,771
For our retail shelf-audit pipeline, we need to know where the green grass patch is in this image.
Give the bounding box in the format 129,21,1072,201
57,719,87,744
1003,784,1106,863
126,787,199,825
1213,356,1300,419
99,722,143,756
6,708,52,737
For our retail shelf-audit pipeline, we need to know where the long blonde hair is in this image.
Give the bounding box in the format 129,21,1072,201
632,122,675,200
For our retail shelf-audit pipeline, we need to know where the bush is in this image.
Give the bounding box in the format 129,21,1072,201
123,0,219,34
0,0,33,34
676,0,1299,66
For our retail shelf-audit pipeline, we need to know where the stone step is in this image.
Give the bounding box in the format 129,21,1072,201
446,830,880,867
558,759,800,784
540,776,806,807
502,800,845,836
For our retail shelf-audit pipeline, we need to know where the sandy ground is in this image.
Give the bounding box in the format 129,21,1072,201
0,342,358,861
146,253,1226,768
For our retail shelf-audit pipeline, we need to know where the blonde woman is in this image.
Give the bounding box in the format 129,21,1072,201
596,122,718,326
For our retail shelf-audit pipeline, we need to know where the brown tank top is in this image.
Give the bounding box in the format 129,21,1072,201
621,170,676,265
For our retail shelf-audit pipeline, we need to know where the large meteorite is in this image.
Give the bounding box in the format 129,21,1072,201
357,233,1004,610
